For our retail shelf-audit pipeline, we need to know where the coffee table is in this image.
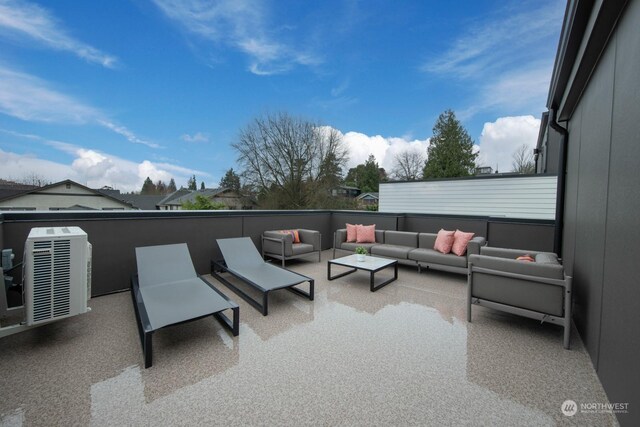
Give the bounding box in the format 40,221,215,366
327,254,398,292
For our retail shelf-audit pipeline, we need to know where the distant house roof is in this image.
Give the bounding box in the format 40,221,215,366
157,188,191,206
0,180,39,201
337,185,360,191
115,194,165,210
356,192,379,201
164,188,229,206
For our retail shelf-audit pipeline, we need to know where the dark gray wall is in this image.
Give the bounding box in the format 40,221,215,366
2,210,555,297
561,1,640,424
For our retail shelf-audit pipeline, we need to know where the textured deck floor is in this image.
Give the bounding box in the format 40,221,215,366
0,250,616,426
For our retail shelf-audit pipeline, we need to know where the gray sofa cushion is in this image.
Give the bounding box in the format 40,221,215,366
371,244,412,259
384,231,418,247
340,242,377,252
291,243,314,256
418,233,437,249
472,273,564,316
408,248,468,268
535,253,559,264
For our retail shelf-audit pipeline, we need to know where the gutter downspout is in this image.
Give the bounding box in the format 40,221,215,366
550,108,568,255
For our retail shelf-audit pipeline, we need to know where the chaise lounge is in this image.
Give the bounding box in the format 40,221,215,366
131,243,239,368
212,237,314,315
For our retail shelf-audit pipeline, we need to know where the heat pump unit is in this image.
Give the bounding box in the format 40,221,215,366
24,227,91,326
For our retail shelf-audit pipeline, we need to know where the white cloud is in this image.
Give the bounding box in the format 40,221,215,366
422,1,564,117
0,0,117,68
337,129,430,172
0,132,210,192
181,132,209,143
477,115,540,172
152,0,320,75
0,66,100,123
98,120,159,149
0,66,157,148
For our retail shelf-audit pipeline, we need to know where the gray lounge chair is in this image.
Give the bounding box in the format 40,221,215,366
131,243,239,368
211,237,314,316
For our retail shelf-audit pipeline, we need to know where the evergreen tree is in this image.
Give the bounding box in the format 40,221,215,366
155,180,167,195
167,178,177,193
219,168,241,192
140,177,156,194
187,175,197,190
423,109,478,178
345,155,386,192
200,181,205,190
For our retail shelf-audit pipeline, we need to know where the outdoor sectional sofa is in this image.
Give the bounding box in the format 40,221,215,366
333,229,486,275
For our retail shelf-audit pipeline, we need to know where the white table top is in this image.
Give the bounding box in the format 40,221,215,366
329,254,397,271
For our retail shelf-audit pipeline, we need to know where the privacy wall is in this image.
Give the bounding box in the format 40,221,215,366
379,175,558,220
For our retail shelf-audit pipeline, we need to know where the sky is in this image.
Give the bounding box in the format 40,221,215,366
0,0,565,192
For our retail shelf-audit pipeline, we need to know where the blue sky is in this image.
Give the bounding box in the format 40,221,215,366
0,0,564,191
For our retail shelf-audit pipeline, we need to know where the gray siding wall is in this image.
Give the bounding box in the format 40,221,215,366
379,176,558,220
562,1,640,424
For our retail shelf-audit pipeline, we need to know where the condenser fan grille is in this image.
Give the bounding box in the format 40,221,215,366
31,239,72,322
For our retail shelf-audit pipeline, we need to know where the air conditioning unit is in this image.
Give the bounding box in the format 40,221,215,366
24,227,91,326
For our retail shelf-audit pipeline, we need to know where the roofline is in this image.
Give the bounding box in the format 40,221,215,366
547,0,630,120
382,173,557,186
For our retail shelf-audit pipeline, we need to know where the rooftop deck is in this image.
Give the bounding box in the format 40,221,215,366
0,250,615,426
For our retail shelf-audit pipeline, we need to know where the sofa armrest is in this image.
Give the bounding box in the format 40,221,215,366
466,236,486,256
298,229,321,250
480,246,544,259
469,254,565,281
334,229,347,249
262,231,293,257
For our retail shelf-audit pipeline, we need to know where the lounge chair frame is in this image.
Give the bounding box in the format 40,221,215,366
211,259,314,316
131,274,239,368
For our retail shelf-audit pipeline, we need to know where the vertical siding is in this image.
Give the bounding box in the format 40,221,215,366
561,1,640,424
596,0,640,423
379,176,557,220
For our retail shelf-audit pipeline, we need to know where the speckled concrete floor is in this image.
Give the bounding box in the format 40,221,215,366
0,251,617,426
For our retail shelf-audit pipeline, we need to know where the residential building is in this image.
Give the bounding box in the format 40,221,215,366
0,180,134,211
158,188,254,210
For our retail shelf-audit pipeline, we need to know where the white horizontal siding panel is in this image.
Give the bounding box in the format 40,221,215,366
379,176,557,220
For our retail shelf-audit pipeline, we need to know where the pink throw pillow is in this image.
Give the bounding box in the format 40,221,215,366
356,224,376,243
433,229,455,254
346,223,359,243
451,230,475,256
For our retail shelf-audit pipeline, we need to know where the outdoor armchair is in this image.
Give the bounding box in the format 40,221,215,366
261,229,321,266
467,246,572,349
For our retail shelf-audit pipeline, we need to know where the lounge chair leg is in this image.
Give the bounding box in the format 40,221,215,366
262,292,269,316
144,331,153,369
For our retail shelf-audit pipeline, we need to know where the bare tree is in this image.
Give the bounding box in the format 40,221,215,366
391,150,426,181
512,144,536,174
15,173,50,187
233,112,348,209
